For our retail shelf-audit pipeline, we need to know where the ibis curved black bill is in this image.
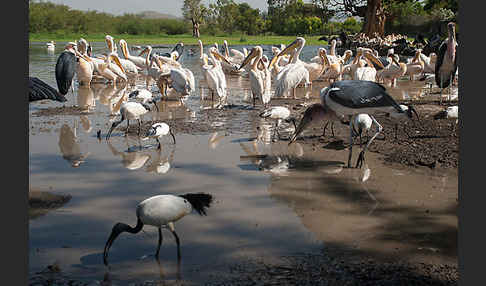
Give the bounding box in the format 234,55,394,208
103,219,144,266
170,129,176,144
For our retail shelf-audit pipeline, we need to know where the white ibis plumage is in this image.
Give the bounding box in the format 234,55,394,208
144,122,176,149
259,106,293,140
128,88,159,111
103,193,213,265
106,101,151,139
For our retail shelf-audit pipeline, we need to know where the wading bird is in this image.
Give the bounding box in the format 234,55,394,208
352,113,373,147
435,22,458,104
29,77,67,102
55,42,78,95
238,46,272,107
119,39,147,70
269,37,310,98
105,36,138,78
106,101,151,139
144,122,176,149
289,80,419,168
46,41,55,52
259,106,293,141
128,88,159,111
202,47,231,105
103,193,213,265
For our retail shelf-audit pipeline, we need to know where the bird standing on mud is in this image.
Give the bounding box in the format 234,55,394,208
259,106,293,141
103,193,213,265
106,101,151,139
289,80,419,168
144,122,176,149
55,42,78,95
435,22,458,104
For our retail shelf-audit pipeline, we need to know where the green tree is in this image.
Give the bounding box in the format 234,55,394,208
182,0,207,37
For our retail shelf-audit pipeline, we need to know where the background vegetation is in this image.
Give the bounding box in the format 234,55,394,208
29,0,458,42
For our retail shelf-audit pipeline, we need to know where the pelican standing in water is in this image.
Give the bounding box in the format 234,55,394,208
269,37,310,98
202,47,231,106
238,46,272,107
119,39,147,70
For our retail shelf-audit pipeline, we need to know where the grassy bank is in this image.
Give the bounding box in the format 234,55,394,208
29,33,328,46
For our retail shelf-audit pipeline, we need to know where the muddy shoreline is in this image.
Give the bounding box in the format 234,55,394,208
30,96,458,286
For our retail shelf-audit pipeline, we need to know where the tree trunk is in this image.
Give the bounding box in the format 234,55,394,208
362,0,386,37
194,22,200,38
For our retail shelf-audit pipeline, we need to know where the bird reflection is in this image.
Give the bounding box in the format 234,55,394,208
58,123,90,167
145,146,175,174
208,132,225,149
79,115,92,133
106,136,151,171
77,85,95,112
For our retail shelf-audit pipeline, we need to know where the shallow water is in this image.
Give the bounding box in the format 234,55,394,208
29,41,457,284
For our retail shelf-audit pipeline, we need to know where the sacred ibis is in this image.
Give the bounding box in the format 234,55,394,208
103,193,213,265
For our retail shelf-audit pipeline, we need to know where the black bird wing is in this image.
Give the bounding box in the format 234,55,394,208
328,80,403,112
435,41,458,88
55,51,76,95
29,77,67,102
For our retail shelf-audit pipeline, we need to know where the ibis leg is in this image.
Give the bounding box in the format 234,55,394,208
322,122,330,137
331,122,335,137
126,119,130,136
356,116,383,168
347,117,354,168
170,229,181,261
138,119,141,136
157,138,161,150
155,227,163,261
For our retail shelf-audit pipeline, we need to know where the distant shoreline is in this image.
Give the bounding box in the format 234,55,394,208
29,33,329,46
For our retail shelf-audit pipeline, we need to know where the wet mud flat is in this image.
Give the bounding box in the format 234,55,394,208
106,98,459,170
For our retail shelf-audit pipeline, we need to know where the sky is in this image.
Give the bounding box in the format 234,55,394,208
48,0,274,18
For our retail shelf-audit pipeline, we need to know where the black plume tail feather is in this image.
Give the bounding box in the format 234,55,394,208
179,193,213,216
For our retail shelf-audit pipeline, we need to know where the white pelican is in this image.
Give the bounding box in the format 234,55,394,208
139,46,168,89
420,52,437,73
46,41,55,52
269,37,310,98
144,122,176,148
202,47,231,105
96,54,127,87
217,40,243,75
119,39,147,70
321,49,352,83
353,51,383,81
105,35,138,77
238,46,272,107
103,193,213,265
75,45,94,87
302,48,328,83
376,54,407,87
405,50,425,80
106,101,152,139
154,55,195,98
